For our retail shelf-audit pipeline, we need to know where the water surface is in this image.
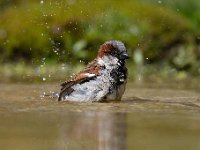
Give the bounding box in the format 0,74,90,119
0,82,200,150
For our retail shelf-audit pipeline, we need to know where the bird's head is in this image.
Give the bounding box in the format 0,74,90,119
97,40,129,62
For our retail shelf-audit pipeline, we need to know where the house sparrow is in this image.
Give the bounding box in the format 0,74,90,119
58,40,129,102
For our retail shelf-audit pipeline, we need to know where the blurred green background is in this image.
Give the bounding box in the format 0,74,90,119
0,0,199,82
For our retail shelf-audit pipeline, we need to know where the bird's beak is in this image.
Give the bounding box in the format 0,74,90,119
120,52,129,59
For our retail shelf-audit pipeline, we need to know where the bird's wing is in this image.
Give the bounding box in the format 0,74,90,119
58,60,101,101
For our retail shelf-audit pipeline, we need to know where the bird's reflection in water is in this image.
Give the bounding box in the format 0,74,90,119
57,112,127,150
98,112,127,150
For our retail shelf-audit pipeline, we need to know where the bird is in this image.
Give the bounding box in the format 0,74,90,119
58,40,129,102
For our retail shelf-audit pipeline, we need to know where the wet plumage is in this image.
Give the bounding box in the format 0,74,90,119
58,40,129,102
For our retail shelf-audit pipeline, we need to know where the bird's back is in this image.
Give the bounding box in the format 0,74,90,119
61,68,114,102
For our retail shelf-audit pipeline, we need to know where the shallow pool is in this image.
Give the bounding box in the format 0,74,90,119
0,82,200,150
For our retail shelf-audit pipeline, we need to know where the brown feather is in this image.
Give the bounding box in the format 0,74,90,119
97,43,114,58
58,59,101,101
